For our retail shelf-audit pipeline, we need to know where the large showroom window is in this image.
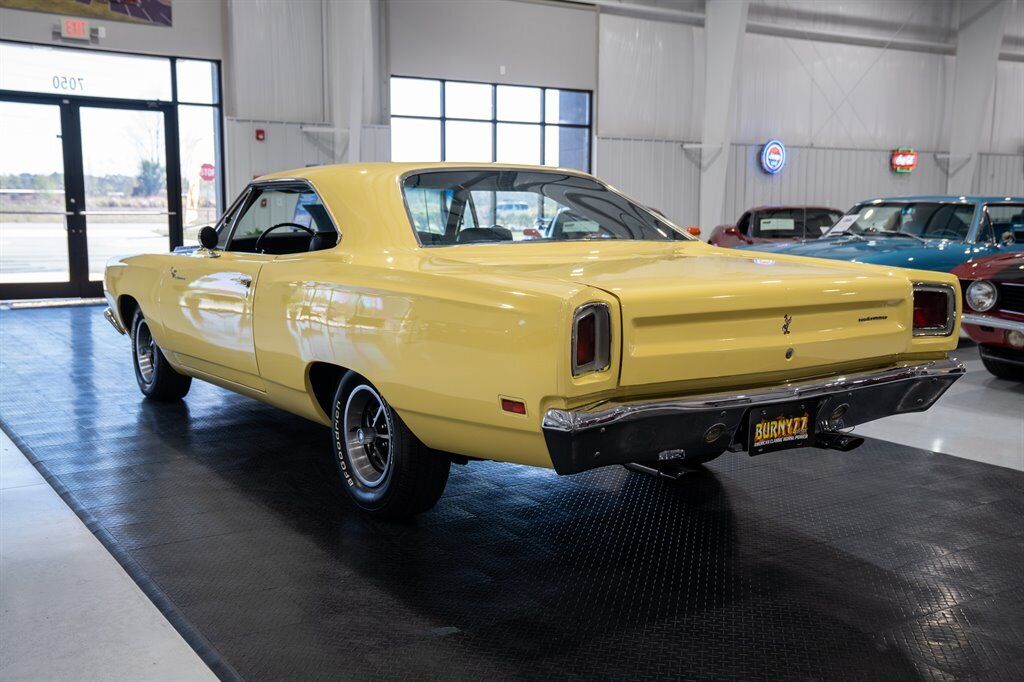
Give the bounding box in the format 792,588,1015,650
389,77,591,171
0,41,223,298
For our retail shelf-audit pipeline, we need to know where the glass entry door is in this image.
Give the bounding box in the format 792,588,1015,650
79,106,173,283
0,96,180,299
0,100,74,294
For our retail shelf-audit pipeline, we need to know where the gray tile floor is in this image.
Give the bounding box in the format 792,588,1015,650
0,430,214,681
859,344,1024,471
0,329,1020,678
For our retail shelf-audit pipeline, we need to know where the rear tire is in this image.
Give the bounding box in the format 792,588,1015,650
331,373,450,518
981,352,1024,381
131,310,192,401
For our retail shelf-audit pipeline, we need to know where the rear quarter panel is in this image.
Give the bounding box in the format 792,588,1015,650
251,252,618,468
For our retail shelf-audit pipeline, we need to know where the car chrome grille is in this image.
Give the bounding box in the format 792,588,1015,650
997,282,1024,315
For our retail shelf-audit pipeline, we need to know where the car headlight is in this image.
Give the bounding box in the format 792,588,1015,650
965,280,997,312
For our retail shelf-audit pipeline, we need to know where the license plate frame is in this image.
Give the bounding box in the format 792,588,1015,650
748,401,815,456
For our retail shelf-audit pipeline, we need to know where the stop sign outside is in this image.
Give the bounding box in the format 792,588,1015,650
200,163,216,182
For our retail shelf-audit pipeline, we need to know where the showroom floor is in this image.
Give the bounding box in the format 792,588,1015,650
1,304,1023,680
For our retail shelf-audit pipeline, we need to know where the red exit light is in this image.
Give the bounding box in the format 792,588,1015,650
61,18,90,40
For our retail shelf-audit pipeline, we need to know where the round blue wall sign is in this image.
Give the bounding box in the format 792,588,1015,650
760,139,786,174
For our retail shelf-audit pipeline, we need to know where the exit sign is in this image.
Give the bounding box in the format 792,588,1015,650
61,17,90,40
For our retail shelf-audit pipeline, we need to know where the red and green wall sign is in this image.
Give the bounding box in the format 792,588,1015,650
890,148,918,173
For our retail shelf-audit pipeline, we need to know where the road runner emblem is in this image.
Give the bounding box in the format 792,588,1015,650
782,314,793,335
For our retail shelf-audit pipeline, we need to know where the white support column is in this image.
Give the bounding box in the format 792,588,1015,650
946,0,1010,194
323,0,385,163
697,0,749,236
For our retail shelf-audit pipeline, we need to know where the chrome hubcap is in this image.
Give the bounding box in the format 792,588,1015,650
343,385,392,488
135,320,156,384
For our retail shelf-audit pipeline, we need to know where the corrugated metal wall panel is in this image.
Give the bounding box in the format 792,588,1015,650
735,33,954,150
360,125,391,162
224,120,334,196
597,14,705,141
973,154,1024,196
724,144,949,219
594,137,701,227
226,0,325,123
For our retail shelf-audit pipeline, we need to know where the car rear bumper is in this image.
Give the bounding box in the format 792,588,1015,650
542,357,964,474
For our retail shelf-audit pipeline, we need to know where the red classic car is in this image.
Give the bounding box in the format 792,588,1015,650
708,205,843,247
952,251,1024,380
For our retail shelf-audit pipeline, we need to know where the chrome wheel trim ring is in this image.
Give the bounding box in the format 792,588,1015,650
135,320,156,385
343,385,393,488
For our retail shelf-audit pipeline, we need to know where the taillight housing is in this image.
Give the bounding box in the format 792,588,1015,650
912,283,955,337
572,302,611,376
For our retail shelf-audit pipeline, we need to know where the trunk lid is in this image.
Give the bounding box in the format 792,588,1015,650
430,242,912,387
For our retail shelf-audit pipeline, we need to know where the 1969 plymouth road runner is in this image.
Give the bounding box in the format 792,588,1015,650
104,163,965,518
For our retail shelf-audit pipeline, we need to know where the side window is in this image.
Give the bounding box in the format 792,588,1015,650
917,204,974,240
804,210,840,237
227,185,339,254
984,204,1024,243
214,189,249,248
736,212,750,234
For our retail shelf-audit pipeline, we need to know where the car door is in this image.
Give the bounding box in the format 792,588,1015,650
158,185,274,391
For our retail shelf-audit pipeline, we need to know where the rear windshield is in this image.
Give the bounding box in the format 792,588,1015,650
402,169,685,245
752,208,842,239
826,202,976,240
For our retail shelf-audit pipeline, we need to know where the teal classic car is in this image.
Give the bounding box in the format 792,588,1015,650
736,196,1024,272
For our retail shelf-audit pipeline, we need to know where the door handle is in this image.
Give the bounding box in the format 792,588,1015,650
170,267,185,281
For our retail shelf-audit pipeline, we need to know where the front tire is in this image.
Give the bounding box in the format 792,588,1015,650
981,352,1024,381
131,310,192,401
331,374,450,518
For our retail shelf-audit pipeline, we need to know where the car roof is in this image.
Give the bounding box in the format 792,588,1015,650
857,195,1024,204
257,162,595,184
747,205,842,212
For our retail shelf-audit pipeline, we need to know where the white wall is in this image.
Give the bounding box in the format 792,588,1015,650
980,60,1024,154
0,3,223,59
387,0,597,90
224,0,324,122
733,33,953,150
595,137,701,226
724,144,949,220
974,154,1024,196
596,14,704,140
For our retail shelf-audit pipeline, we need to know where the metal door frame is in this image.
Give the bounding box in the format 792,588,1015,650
0,92,182,299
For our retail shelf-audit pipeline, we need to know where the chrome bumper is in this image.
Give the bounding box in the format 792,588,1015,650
542,358,964,474
103,307,126,335
961,313,1024,333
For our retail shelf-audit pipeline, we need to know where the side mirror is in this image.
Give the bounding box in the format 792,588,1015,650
686,226,701,237
724,226,741,236
199,226,219,250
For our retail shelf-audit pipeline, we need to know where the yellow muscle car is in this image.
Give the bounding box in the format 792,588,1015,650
104,163,965,518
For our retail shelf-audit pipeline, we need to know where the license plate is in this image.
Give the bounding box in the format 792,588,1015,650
748,402,814,455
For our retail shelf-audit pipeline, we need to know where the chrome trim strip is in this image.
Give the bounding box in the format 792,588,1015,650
103,307,126,335
542,358,965,433
962,313,1024,333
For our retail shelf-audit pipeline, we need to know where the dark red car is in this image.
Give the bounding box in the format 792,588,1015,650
952,251,1024,380
708,206,843,247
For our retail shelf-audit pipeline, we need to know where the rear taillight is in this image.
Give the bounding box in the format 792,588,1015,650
572,302,611,376
912,283,955,337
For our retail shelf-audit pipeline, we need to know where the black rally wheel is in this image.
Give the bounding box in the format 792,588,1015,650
331,373,450,518
131,309,192,401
